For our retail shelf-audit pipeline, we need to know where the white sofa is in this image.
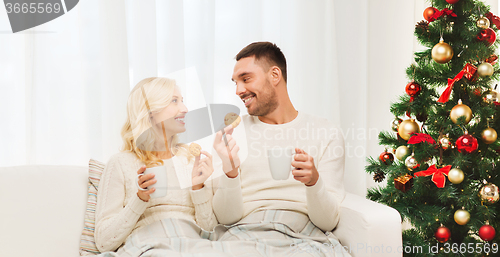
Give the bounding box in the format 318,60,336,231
0,165,402,257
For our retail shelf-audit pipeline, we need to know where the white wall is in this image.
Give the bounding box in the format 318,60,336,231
365,0,422,191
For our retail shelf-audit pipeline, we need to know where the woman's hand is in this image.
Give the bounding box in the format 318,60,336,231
191,151,214,190
136,166,156,202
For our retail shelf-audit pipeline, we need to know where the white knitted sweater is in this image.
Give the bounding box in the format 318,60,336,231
212,112,346,232
95,152,217,252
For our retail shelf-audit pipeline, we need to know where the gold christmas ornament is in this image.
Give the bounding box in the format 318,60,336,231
448,168,464,184
432,39,454,64
479,183,499,204
405,154,419,170
395,145,411,160
438,134,451,150
450,99,472,124
398,119,420,140
482,90,498,104
454,209,470,225
477,15,491,29
477,62,494,77
481,127,498,144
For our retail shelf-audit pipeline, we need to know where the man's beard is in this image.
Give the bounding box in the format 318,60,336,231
248,80,279,117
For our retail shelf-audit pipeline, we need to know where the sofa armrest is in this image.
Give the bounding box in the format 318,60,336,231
333,192,402,257
0,165,88,257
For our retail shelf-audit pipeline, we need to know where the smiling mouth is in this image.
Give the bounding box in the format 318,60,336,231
241,94,255,106
174,116,185,124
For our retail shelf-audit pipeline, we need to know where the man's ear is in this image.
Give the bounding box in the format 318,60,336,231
270,66,281,86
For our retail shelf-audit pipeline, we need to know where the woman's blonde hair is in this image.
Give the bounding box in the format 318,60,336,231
121,77,192,167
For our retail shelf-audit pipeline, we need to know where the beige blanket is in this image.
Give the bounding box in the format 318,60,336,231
98,210,351,257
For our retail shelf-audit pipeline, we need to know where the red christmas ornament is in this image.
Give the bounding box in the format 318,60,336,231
477,28,497,46
479,224,496,241
435,226,451,243
486,12,500,29
446,0,459,4
423,7,438,22
406,82,421,97
456,134,478,153
379,151,394,165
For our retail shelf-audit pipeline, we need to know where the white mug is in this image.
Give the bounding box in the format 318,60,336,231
267,148,296,180
137,165,168,198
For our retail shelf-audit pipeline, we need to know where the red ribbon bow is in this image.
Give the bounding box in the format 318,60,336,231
408,133,436,145
429,8,457,22
414,165,452,188
437,63,477,103
438,70,465,103
486,12,500,29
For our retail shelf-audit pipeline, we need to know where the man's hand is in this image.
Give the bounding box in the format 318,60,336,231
213,125,240,178
291,148,319,186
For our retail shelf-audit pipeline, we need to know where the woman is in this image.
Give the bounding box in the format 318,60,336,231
95,77,218,254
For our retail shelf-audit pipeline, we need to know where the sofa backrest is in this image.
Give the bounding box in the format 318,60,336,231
0,165,88,257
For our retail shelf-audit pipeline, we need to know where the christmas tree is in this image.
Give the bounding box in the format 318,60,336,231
366,0,500,256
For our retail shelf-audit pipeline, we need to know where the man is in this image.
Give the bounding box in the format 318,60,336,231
212,42,350,256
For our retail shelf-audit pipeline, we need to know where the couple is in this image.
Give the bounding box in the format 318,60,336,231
95,42,350,257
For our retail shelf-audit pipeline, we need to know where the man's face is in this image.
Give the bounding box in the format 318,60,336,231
232,56,278,116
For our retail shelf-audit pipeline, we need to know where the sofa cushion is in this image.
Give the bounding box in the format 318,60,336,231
79,159,105,256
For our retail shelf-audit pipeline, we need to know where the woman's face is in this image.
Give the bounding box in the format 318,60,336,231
151,87,188,137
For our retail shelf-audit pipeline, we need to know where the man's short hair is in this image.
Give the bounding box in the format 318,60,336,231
236,42,287,83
